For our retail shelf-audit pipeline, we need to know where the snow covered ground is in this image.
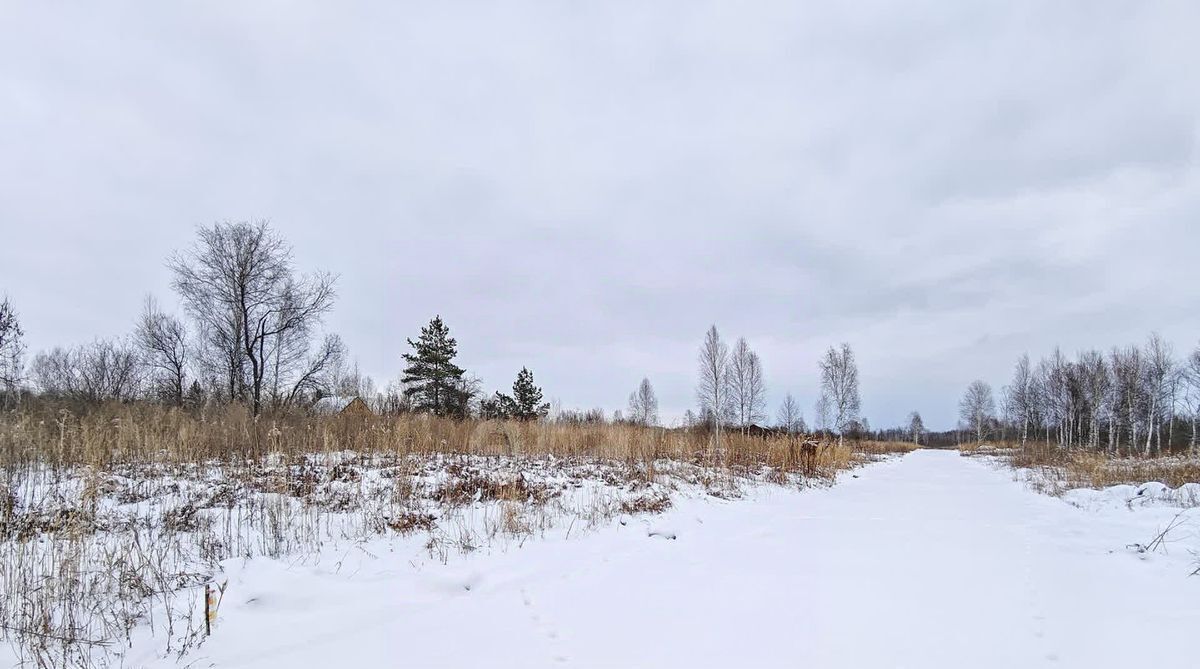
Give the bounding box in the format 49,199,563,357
119,450,1198,669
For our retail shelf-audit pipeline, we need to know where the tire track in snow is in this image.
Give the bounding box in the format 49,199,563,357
1020,496,1058,664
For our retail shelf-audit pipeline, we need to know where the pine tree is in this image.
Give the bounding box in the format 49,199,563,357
184,380,206,410
490,367,549,421
511,367,548,419
401,316,468,417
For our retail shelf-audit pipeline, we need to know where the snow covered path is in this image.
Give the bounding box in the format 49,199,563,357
179,450,1198,668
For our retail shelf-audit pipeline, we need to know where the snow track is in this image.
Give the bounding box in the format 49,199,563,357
150,450,1199,668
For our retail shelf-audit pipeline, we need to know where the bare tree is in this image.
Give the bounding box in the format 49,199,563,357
1184,343,1200,454
777,393,805,435
30,347,73,397
1007,354,1036,444
730,338,750,430
331,359,377,399
1077,349,1110,450
169,221,338,415
745,350,766,429
32,339,143,403
908,411,924,445
281,333,346,407
0,297,24,407
817,343,861,447
135,296,189,406
696,325,731,452
627,377,659,426
1110,345,1145,453
1142,333,1175,456
992,337,1197,455
959,380,995,444
729,338,767,432
1040,348,1074,448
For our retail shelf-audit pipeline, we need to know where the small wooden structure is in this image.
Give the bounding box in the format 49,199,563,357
314,395,374,417
340,396,373,417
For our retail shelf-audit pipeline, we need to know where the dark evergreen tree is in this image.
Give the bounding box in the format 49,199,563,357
479,394,510,420
184,380,206,410
491,367,548,421
402,316,468,417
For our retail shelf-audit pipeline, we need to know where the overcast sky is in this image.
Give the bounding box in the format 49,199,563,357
2,1,1199,430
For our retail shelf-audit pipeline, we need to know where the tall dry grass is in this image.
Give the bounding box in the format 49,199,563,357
960,439,1200,489
2,403,910,667
1023,450,1200,490
853,440,921,456
0,402,872,476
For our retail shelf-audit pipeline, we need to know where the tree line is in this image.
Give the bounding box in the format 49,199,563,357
956,333,1200,454
1,221,916,440
0,221,553,420
688,326,887,447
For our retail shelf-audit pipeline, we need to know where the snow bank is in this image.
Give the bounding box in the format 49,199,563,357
1060,481,1200,510
110,450,1200,668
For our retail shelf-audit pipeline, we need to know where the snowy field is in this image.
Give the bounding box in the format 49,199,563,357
96,450,1200,668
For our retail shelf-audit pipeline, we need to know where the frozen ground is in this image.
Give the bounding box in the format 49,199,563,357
125,450,1198,669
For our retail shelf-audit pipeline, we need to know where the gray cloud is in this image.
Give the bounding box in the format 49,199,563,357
2,1,1199,429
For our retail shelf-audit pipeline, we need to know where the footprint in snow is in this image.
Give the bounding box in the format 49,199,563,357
521,588,567,662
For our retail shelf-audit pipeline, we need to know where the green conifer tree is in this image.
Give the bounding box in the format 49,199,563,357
508,367,549,420
401,316,467,416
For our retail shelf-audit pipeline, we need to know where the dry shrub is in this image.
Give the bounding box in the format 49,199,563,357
620,493,672,515
998,442,1199,490
4,506,100,541
384,511,437,535
162,504,205,533
501,502,529,534
434,469,557,505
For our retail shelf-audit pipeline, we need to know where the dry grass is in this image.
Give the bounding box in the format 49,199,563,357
961,440,1200,490
1052,452,1200,490
854,440,921,456
0,402,913,668
0,402,861,467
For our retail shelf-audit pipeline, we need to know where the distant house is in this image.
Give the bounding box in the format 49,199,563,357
314,395,374,417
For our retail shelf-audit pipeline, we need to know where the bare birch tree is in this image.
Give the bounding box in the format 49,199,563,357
1007,354,1036,444
908,411,924,445
777,393,804,435
817,343,860,446
730,338,752,431
1078,350,1110,450
627,377,659,426
1110,345,1145,452
745,350,766,428
1142,333,1175,456
730,337,767,432
696,325,730,452
959,380,995,444
1184,343,1200,454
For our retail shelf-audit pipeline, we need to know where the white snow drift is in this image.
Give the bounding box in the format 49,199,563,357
104,450,1200,669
